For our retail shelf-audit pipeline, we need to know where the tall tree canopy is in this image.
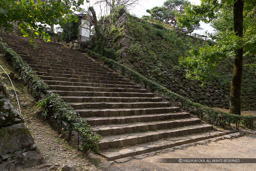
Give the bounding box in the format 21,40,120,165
145,0,193,29
177,0,256,115
95,0,138,14
0,0,86,41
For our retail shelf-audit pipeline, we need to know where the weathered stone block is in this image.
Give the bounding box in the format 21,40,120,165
253,120,256,128
0,123,34,155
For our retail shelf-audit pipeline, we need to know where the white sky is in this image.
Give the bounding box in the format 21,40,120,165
83,0,215,35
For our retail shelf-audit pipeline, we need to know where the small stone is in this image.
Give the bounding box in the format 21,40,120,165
115,157,132,163
253,121,256,128
22,102,30,108
62,165,76,171
49,165,58,170
1,153,13,160
30,144,37,150
119,148,134,155
101,161,114,168
133,154,147,159
38,164,52,169
102,152,120,159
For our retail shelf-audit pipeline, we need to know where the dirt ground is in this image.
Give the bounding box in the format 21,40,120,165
107,135,256,171
214,108,256,117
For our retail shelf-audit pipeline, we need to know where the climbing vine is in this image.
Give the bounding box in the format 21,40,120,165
38,93,100,152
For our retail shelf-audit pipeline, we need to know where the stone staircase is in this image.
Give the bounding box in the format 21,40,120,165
2,38,232,161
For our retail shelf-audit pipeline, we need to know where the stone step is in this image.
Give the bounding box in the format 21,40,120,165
41,76,134,85
62,96,163,103
100,131,231,160
29,64,110,72
85,112,190,126
31,66,114,75
49,85,148,93
93,118,201,136
27,62,101,68
45,80,140,88
50,90,154,97
37,73,126,82
44,77,133,88
24,57,100,64
99,124,213,150
70,102,171,110
36,71,125,80
76,107,180,117
36,70,120,78
25,59,101,67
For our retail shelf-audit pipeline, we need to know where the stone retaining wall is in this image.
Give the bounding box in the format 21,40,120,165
0,74,43,170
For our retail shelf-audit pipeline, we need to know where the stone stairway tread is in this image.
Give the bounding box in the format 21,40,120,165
45,81,139,88
49,90,153,97
50,87,148,93
31,66,113,73
44,80,136,87
99,124,213,150
85,112,190,126
100,131,234,160
93,118,200,130
76,106,180,117
70,102,171,109
100,124,211,143
29,64,112,71
75,106,179,113
39,75,127,82
61,96,163,103
36,71,121,77
28,62,102,67
92,118,201,136
37,72,125,80
43,76,134,85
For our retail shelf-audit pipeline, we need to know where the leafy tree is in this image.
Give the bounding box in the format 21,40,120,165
177,0,256,115
95,0,138,14
0,0,85,42
145,0,192,29
61,16,80,42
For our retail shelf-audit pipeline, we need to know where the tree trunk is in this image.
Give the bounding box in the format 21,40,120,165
229,0,244,115
50,25,54,33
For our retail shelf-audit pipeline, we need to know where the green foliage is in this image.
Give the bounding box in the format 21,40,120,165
145,0,190,28
61,15,80,42
0,40,48,98
103,48,117,60
38,93,100,152
128,42,144,57
109,25,124,42
177,0,256,114
0,0,85,41
84,48,256,129
178,1,256,84
125,14,202,69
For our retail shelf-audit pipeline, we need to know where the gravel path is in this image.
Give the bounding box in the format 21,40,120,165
108,135,256,171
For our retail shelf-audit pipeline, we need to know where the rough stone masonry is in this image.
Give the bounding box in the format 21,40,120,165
0,80,44,170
